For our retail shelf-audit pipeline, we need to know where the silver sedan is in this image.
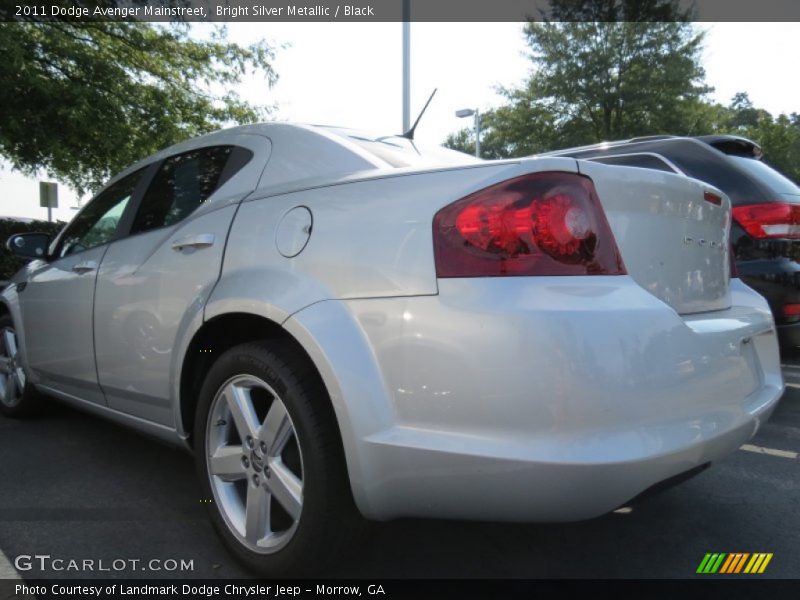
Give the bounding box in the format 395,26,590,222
1,123,783,575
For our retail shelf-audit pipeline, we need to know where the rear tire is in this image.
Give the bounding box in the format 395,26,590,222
194,339,362,576
0,315,42,418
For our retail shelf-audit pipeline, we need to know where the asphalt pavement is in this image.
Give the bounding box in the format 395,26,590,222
0,360,798,580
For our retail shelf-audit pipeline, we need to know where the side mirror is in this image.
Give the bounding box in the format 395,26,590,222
6,233,51,260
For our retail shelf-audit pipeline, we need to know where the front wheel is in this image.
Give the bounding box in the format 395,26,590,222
0,315,42,418
194,340,362,576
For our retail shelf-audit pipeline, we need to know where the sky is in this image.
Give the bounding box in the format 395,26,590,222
2,22,799,221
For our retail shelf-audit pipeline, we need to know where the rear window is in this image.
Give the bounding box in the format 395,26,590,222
727,156,800,196
324,127,479,168
589,154,678,173
662,142,767,205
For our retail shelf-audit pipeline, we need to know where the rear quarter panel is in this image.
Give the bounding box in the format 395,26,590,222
206,157,581,321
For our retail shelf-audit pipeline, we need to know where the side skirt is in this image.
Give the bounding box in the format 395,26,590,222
36,384,191,451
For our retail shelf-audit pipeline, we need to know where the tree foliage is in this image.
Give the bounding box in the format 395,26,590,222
540,0,694,22
695,93,800,184
522,22,708,139
0,22,276,194
445,6,800,186
446,1,709,156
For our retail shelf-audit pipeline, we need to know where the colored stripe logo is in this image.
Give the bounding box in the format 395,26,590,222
696,553,773,574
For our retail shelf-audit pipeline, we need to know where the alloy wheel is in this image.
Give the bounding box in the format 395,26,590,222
205,375,304,554
0,327,26,408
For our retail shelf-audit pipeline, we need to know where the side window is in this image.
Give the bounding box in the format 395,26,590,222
58,170,143,258
590,154,678,173
130,146,245,235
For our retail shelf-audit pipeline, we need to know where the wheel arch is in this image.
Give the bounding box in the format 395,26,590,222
180,312,300,445
177,305,389,519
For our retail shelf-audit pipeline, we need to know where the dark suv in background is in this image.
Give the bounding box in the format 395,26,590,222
542,135,800,349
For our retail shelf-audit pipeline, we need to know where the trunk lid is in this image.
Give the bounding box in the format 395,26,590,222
578,160,732,315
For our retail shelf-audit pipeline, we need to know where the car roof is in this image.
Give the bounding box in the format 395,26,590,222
541,134,762,157
98,122,481,202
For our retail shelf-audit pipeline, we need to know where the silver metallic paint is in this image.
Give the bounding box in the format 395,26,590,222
17,245,109,405
284,277,781,520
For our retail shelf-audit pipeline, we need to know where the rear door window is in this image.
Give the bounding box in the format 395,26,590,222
130,146,250,234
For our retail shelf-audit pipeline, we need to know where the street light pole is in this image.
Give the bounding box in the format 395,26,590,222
455,108,481,158
402,0,410,132
474,110,481,159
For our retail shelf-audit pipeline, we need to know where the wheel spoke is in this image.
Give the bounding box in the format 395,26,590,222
209,445,247,481
268,460,303,521
225,384,260,441
3,374,17,403
3,330,17,358
0,357,10,375
260,400,292,457
12,367,25,391
244,483,270,544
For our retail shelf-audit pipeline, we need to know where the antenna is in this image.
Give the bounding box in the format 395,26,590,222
401,88,437,140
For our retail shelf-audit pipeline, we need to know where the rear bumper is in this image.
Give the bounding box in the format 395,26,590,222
357,385,778,522
286,276,783,522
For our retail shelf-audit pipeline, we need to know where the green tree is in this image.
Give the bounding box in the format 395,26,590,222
728,92,763,129
446,1,709,157
0,21,276,194
676,92,800,183
754,113,800,183
717,94,800,183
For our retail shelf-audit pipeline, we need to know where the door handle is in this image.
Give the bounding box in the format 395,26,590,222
171,233,215,251
72,260,98,274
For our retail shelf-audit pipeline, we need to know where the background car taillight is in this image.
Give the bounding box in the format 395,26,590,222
732,202,800,239
433,172,626,277
782,304,800,318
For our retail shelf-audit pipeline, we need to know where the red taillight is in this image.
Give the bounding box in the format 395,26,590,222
783,304,800,317
732,202,800,239
433,172,626,277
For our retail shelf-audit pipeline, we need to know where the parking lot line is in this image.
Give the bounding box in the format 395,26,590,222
0,547,19,579
784,382,800,389
740,443,799,460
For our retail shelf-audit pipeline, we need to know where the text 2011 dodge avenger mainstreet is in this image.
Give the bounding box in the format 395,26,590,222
0,123,784,575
